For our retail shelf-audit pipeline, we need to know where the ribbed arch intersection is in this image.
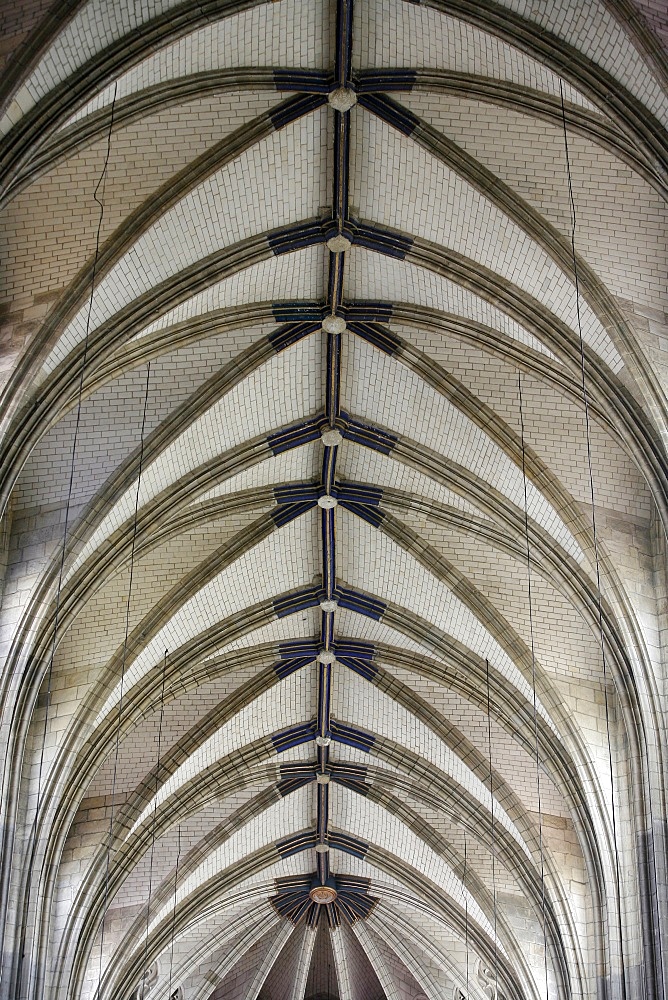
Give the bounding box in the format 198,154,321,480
0,2,666,1000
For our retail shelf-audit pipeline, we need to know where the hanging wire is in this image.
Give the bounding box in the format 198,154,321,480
484,658,499,999
517,372,550,996
92,358,152,999
23,80,119,1000
558,81,628,998
166,819,183,1000
139,648,170,994
35,77,118,841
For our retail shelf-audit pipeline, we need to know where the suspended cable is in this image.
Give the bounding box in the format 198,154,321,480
484,658,499,999
517,372,550,997
92,358,152,1000
559,81,628,999
166,819,183,1000
23,80,119,1000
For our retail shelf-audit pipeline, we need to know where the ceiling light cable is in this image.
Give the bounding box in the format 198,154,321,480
166,820,183,1000
517,372,550,997
559,81,629,1000
92,358,152,1000
23,80,118,1000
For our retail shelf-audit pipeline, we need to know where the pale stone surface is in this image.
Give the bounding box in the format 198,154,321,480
0,2,665,1000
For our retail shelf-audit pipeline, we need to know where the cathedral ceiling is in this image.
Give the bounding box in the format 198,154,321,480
0,2,666,1000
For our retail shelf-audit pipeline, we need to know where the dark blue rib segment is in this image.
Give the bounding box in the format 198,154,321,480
270,500,316,528
331,719,376,752
272,302,323,323
329,831,370,858
341,415,397,455
355,69,417,92
337,655,378,681
322,508,336,597
317,661,332,738
279,639,320,658
351,223,413,258
273,70,331,92
338,500,385,528
348,321,400,355
321,610,334,649
326,329,342,423
273,656,314,680
358,93,420,136
269,92,328,130
273,587,321,617
336,586,386,620
277,775,315,796
345,301,394,322
336,483,383,505
268,221,325,255
328,250,346,310
334,640,375,659
269,321,321,352
274,483,320,504
268,418,322,454
272,721,318,753
276,830,317,857
335,0,354,85
333,109,350,223
321,446,338,493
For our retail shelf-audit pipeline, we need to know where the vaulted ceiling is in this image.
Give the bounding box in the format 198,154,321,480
0,2,667,1000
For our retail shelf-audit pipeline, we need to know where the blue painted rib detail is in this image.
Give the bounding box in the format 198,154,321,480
321,445,338,493
272,720,317,753
321,611,334,649
268,418,322,454
277,775,315,796
331,776,370,796
331,719,376,752
274,483,320,504
278,639,319,657
335,586,386,620
329,831,370,858
337,655,378,681
348,321,400,355
336,483,383,505
352,224,413,259
271,302,323,322
269,321,321,352
276,830,317,857
273,70,331,92
358,93,419,136
273,587,321,617
321,507,336,597
268,221,325,255
334,640,375,659
269,92,328,130
273,655,314,680
270,500,316,528
340,415,397,456
335,0,354,85
345,301,393,322
280,762,317,779
338,500,385,528
355,69,417,92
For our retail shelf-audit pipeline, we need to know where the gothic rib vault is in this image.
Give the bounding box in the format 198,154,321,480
0,1,667,999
